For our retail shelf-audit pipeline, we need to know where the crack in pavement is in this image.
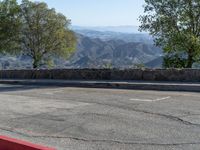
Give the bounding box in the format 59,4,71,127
130,108,200,127
7,97,200,128
179,113,200,118
0,126,200,146
83,102,200,127
6,93,193,127
74,100,200,127
2,94,200,147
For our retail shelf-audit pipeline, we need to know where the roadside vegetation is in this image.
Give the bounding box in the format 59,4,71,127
1,0,200,69
140,0,200,68
0,0,76,68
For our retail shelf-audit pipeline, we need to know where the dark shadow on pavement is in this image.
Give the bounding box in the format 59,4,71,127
0,84,57,93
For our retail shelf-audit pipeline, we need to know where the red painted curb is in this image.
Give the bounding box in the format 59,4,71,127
0,135,56,150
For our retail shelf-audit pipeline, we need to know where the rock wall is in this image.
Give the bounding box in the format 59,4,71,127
0,69,199,82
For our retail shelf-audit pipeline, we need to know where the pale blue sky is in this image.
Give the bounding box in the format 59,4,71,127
18,0,145,26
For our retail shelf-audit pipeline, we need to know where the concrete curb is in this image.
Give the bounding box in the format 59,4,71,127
0,79,199,92
0,135,55,150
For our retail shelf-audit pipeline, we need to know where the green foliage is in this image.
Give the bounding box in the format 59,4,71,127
139,0,200,68
0,0,21,53
163,53,187,68
0,0,76,69
102,63,113,69
20,0,76,68
45,58,54,69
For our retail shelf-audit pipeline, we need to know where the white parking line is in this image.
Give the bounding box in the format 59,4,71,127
130,96,171,102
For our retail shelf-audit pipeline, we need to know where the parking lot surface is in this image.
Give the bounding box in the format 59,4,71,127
0,84,200,150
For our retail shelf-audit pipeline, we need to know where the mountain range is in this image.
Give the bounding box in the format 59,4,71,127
71,25,142,34
65,26,163,68
0,26,163,69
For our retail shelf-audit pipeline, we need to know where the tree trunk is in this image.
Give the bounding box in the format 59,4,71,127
186,49,193,68
33,58,40,69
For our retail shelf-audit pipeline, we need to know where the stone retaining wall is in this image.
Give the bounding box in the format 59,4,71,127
0,69,200,82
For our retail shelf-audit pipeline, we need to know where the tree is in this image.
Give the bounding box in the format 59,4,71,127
139,0,200,68
0,0,21,53
163,53,187,68
20,0,76,68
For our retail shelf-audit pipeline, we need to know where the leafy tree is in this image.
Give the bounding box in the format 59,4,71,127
139,0,200,68
163,53,187,68
20,0,76,68
0,0,21,53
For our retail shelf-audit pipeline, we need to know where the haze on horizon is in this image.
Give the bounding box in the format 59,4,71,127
17,0,145,27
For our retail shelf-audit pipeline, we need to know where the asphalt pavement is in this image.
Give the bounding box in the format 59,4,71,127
0,84,200,150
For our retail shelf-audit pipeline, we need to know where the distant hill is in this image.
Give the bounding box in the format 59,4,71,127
0,27,163,69
71,25,142,34
74,29,153,44
66,33,162,68
65,27,163,68
145,56,163,68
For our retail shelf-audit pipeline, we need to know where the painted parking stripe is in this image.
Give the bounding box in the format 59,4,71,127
130,96,171,102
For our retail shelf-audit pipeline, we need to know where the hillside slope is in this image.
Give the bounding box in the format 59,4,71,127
0,29,163,69
66,33,162,68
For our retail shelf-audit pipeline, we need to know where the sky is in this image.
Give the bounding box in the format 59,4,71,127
18,0,145,27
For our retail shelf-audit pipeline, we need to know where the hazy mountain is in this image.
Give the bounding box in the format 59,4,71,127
0,55,32,69
145,56,163,68
0,27,163,69
71,25,142,34
74,29,153,44
65,28,162,68
66,33,162,68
